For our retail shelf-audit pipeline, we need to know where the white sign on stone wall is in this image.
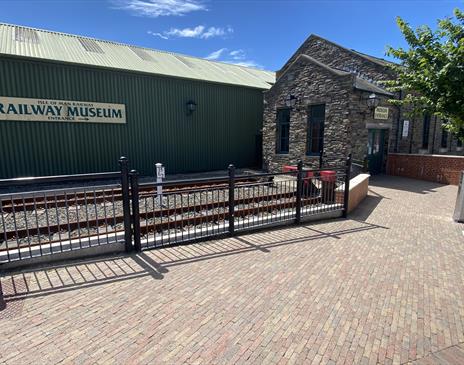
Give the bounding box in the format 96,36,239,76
0,96,126,124
374,106,389,120
402,120,410,138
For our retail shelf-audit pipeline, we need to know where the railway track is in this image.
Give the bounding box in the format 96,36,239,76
0,190,322,249
0,177,260,213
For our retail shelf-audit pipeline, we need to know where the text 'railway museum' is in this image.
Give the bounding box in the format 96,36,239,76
0,24,458,178
0,99,125,121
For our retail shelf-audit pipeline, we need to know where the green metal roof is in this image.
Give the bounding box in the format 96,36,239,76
0,23,275,90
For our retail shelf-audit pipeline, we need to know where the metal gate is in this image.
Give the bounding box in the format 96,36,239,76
125,157,352,252
0,156,351,264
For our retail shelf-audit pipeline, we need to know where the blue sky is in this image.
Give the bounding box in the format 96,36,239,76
1,0,461,71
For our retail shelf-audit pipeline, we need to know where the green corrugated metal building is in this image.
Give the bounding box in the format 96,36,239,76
0,23,274,178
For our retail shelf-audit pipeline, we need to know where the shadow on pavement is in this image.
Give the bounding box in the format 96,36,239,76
350,195,383,222
0,219,387,303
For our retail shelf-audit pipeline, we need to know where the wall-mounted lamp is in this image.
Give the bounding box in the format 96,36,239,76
366,93,380,109
186,100,197,115
285,94,297,108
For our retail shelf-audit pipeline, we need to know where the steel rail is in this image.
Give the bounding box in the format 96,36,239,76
0,178,261,212
0,192,321,247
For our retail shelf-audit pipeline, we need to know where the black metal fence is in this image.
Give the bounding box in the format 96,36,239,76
128,156,351,252
0,174,125,263
0,157,351,264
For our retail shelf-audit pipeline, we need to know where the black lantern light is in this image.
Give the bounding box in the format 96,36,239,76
186,100,197,115
366,93,380,109
285,94,297,108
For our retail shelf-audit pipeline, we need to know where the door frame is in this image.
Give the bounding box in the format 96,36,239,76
367,129,386,174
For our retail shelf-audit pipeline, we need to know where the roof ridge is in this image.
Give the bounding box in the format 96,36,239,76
298,54,351,76
308,34,394,67
300,55,390,89
349,49,396,66
276,53,392,96
298,53,351,76
0,22,274,74
276,53,352,82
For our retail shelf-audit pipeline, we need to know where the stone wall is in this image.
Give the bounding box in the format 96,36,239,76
278,35,464,158
263,57,353,172
277,35,395,83
266,34,464,177
386,153,464,185
263,54,398,173
269,35,400,170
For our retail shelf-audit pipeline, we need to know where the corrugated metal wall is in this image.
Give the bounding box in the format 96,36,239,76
0,56,264,178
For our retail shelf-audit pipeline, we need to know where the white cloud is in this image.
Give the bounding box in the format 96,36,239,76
204,48,263,69
166,25,206,38
115,0,207,17
150,25,233,40
205,48,227,60
147,30,169,39
203,26,233,39
229,49,245,60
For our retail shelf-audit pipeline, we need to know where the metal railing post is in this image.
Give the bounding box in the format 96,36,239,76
319,150,323,169
130,170,141,252
228,164,235,235
119,156,133,252
295,160,303,224
343,154,352,218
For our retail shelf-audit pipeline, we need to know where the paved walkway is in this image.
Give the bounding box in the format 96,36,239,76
1,176,463,365
411,343,464,364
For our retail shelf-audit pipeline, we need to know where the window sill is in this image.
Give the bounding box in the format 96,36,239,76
275,152,289,155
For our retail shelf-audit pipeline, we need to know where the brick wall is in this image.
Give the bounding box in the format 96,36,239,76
386,153,464,185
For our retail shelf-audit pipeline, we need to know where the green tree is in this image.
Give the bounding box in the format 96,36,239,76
385,8,464,135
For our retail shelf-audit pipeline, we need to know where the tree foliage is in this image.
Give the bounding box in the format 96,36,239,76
385,8,464,134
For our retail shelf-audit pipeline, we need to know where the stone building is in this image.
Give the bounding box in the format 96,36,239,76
263,34,461,174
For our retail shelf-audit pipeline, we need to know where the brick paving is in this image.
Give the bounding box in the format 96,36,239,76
411,343,464,364
0,175,463,365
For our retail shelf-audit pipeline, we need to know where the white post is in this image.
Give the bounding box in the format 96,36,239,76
155,163,165,206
